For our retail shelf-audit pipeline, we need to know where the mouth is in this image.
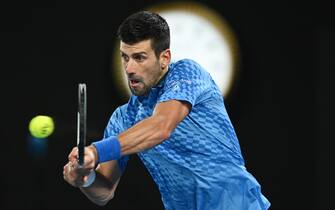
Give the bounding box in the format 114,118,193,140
129,78,142,87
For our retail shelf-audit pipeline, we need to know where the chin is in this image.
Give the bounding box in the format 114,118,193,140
130,87,150,96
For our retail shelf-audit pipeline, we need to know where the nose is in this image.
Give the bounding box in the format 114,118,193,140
125,59,136,75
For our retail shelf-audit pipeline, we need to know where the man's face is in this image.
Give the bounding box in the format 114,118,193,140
120,40,168,96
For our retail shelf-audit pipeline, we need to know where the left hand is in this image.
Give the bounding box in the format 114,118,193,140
63,146,98,187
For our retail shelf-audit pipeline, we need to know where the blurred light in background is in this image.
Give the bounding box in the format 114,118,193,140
112,2,240,98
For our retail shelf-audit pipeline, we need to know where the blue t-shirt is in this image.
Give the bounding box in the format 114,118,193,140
104,59,270,210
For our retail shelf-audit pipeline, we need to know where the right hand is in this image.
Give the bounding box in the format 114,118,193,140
63,146,98,187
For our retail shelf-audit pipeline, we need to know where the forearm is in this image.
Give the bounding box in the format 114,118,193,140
118,115,171,155
81,116,169,205
80,170,119,206
92,100,189,163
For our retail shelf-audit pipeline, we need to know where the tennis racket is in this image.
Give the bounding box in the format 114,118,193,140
77,83,87,166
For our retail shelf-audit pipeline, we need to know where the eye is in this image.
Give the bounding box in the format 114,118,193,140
121,53,129,62
133,54,146,62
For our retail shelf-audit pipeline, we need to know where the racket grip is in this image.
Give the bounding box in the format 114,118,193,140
82,170,96,188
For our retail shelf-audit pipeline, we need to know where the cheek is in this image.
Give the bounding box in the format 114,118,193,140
148,65,161,81
142,62,159,79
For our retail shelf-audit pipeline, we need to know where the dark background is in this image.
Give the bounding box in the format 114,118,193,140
1,1,334,210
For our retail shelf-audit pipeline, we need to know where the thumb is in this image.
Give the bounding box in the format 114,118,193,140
68,147,78,162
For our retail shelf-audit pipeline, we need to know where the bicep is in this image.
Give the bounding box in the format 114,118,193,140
153,100,191,132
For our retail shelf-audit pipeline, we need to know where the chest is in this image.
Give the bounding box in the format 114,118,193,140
134,101,156,123
132,89,161,124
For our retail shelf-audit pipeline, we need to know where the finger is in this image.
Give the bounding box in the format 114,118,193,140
63,163,73,184
69,147,77,157
63,162,71,174
64,162,81,179
74,174,86,187
83,146,97,169
64,163,85,187
69,162,91,178
83,153,95,169
70,159,80,169
68,147,78,162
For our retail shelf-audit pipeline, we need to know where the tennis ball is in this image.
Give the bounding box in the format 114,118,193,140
29,115,55,138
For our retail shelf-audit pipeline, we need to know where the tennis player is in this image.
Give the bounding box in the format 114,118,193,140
63,11,270,210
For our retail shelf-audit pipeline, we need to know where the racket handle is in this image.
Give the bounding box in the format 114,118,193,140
82,170,96,188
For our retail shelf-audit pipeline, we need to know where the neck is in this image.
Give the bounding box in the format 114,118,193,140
155,65,169,87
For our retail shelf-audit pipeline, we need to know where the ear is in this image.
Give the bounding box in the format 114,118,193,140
159,49,171,69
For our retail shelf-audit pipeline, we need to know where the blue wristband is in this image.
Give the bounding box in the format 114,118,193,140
92,136,121,163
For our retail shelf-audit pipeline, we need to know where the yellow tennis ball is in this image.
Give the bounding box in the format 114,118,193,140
29,115,55,138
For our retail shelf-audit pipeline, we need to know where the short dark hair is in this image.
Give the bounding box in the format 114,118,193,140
117,11,170,57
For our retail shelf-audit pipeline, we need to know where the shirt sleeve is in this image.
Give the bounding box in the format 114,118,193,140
157,59,211,107
103,106,129,173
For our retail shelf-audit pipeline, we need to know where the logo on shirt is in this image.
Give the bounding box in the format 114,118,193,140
172,84,180,92
170,79,192,92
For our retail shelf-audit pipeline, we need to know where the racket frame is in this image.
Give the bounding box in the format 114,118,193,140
77,83,87,166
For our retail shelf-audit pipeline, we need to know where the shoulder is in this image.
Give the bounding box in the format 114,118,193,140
170,59,202,71
169,59,209,79
170,59,207,76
